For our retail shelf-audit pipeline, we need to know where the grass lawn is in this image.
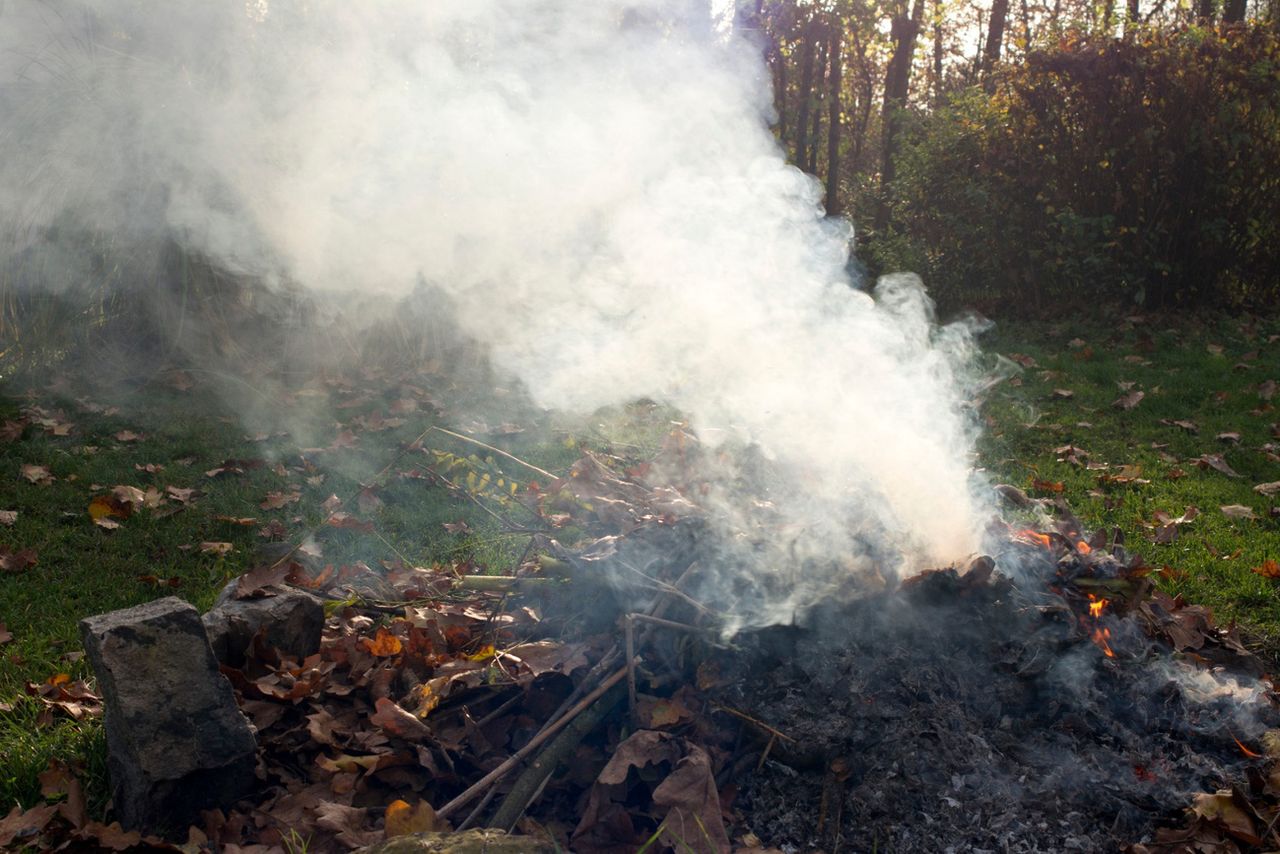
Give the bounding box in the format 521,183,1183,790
0,308,1277,821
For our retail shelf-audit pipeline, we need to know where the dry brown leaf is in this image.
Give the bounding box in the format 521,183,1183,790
1195,454,1242,478
1112,390,1145,410
20,464,53,485
1252,560,1280,579
0,510,15,526
0,546,38,573
1260,379,1277,401
199,542,234,556
1254,482,1280,496
113,430,142,443
260,490,301,510
1221,505,1258,521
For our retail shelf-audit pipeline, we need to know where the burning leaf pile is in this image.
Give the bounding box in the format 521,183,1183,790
6,443,1280,853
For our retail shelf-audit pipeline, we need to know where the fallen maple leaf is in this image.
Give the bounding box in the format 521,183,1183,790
361,626,403,657
20,464,53,485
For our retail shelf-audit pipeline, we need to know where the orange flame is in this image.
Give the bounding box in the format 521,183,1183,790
1092,626,1116,658
1017,530,1053,550
1076,540,1092,554
1088,595,1107,618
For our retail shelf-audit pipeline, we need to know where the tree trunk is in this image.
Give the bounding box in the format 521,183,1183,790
1196,0,1215,25
982,0,1010,77
795,20,818,170
1102,0,1117,32
825,21,843,215
1223,0,1246,22
933,14,944,104
808,31,827,174
876,0,925,231
1125,0,1141,34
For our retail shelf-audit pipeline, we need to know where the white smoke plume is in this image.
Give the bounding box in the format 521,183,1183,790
0,1,988,606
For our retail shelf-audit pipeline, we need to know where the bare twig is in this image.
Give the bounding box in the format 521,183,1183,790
431,425,556,481
436,665,629,820
713,704,796,743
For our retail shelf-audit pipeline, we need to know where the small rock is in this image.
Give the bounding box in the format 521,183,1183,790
203,582,324,666
80,597,257,835
357,830,557,853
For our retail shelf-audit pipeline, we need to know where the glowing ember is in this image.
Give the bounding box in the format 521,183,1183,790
1076,540,1092,554
1088,595,1106,618
1232,734,1262,758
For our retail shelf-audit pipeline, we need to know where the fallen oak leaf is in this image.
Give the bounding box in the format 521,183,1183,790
361,626,403,657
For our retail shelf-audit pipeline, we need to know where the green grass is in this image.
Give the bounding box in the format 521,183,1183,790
977,311,1280,645
0,363,586,814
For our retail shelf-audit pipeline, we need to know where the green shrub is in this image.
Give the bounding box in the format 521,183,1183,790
868,25,1280,312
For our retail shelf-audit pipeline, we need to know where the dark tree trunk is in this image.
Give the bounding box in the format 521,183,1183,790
1223,0,1246,22
876,0,925,231
795,20,818,169
825,21,843,215
1021,0,1034,51
1103,0,1117,31
982,0,1010,76
933,14,944,104
773,43,788,145
808,32,827,174
1197,0,1216,24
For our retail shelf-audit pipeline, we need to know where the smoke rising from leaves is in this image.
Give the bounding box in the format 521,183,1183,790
1,0,988,618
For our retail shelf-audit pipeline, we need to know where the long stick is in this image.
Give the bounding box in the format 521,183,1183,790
431,425,556,481
436,665,628,820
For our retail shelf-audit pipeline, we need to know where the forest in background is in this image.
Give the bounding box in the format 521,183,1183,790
745,0,1280,311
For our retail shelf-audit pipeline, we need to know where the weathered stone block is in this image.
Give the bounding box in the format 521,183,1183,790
203,582,325,666
79,596,257,835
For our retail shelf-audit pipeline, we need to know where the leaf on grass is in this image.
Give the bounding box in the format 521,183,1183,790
1112,390,1145,410
1217,432,1241,444
443,520,472,534
1196,454,1242,478
1160,419,1200,434
384,798,440,836
1067,338,1087,349
1207,343,1225,355
199,542,234,556
0,623,10,644
1260,380,1277,401
1008,353,1038,368
137,574,181,588
1254,482,1280,496
1221,505,1258,521
0,546,38,573
261,490,301,510
1031,479,1064,494
113,430,142,443
1253,560,1280,579
0,510,15,526
1051,388,1074,400
1166,468,1187,479
20,464,53,485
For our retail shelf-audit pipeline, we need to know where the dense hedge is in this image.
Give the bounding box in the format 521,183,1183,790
865,26,1280,312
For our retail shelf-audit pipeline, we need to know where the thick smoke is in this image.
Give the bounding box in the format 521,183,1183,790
1,1,987,607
